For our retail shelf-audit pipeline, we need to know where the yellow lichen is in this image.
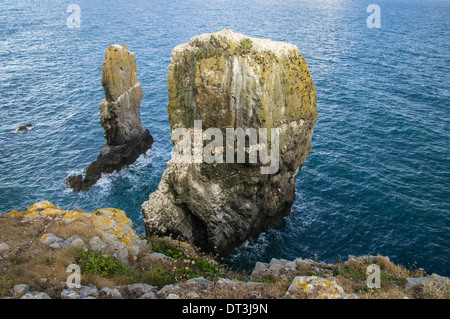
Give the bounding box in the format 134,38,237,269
64,211,81,219
5,210,26,217
27,201,57,212
40,208,63,215
120,236,130,245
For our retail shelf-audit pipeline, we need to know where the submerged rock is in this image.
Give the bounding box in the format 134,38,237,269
16,124,32,132
67,44,153,192
142,29,317,256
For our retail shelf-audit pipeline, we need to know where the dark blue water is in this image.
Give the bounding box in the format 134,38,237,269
1,0,449,276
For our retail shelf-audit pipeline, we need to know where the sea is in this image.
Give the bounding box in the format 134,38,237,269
0,0,449,276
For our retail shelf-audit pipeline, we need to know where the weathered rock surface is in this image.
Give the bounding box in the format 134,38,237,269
9,201,147,264
285,276,356,299
250,257,334,279
1,204,448,299
142,29,317,256
405,274,450,291
67,44,153,192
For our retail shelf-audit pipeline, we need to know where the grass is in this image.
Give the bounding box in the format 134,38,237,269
1,213,447,299
237,38,253,53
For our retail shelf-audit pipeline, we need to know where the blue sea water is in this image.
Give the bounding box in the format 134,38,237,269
0,0,449,276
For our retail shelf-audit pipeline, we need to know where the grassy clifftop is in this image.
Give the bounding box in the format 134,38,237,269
0,201,448,299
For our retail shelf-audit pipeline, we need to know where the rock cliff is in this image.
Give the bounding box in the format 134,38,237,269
141,29,318,256
67,44,153,192
2,201,446,299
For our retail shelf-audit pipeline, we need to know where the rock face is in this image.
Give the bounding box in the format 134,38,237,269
67,44,153,192
6,201,147,264
141,29,317,256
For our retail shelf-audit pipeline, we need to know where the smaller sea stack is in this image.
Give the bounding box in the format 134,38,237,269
67,44,153,192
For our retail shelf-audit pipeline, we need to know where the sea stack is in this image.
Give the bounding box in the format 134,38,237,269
67,44,153,192
141,29,317,256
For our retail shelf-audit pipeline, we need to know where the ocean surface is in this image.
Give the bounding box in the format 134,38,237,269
0,0,449,276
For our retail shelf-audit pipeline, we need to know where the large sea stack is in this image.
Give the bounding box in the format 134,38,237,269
141,29,317,256
67,44,154,192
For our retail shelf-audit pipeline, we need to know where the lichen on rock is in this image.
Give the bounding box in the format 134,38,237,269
11,201,146,264
66,44,154,192
142,29,318,256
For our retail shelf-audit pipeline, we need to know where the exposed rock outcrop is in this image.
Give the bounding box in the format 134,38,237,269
67,44,153,192
141,29,318,256
5,201,147,264
1,201,448,299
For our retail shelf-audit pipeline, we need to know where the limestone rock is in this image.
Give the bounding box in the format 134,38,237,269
285,276,354,299
11,284,30,297
142,29,317,256
89,236,107,253
20,201,145,264
67,44,153,192
405,274,450,291
21,292,51,299
64,234,87,249
99,287,122,299
125,283,158,298
39,233,65,249
250,257,334,279
61,285,98,299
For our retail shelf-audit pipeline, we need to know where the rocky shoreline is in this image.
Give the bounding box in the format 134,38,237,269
1,201,448,299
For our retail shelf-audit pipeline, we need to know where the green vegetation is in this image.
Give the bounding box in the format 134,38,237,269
195,47,223,60
75,249,132,277
238,38,253,53
150,239,225,281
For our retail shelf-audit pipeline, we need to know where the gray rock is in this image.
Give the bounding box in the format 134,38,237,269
166,293,180,299
184,276,212,289
139,291,157,299
89,236,107,252
113,247,129,264
99,287,122,299
64,235,87,249
61,289,80,299
61,285,99,299
39,233,65,249
79,285,99,299
405,274,450,290
21,292,51,299
157,284,180,298
125,283,158,298
11,284,30,297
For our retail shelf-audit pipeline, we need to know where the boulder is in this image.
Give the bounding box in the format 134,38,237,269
20,292,51,299
142,29,317,256
99,287,122,299
11,284,30,297
285,276,354,299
